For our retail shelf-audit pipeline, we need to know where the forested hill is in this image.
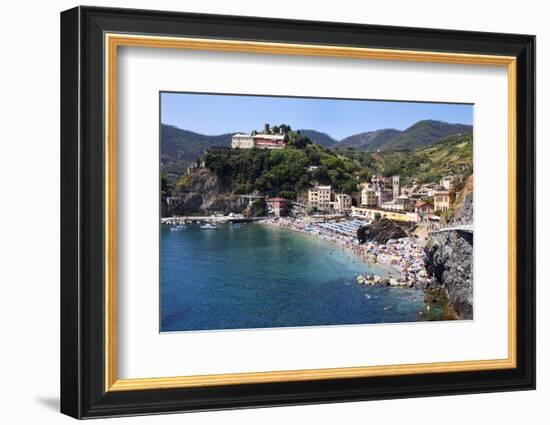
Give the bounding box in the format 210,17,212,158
160,120,472,176
297,129,338,147
160,125,338,174
183,132,473,200
161,124,233,175
345,133,473,184
339,128,400,151
339,120,472,152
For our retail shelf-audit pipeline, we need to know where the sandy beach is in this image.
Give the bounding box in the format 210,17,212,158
261,217,431,287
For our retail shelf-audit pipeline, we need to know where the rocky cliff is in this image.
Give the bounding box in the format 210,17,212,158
424,230,473,319
424,177,474,319
163,169,245,216
451,175,474,224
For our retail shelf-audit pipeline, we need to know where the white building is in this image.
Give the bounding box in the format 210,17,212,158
231,125,287,149
333,193,352,212
231,133,255,149
440,175,457,190
231,132,286,149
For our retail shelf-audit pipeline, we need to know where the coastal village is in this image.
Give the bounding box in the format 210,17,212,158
162,123,474,319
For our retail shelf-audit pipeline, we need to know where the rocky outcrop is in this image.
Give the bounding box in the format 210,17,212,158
357,219,410,244
424,230,473,319
164,169,246,216
423,174,474,319
452,175,473,224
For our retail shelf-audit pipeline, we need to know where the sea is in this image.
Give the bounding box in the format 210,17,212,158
160,222,427,332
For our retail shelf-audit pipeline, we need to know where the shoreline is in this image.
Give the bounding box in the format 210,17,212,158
260,217,431,288
261,220,397,278
257,219,401,277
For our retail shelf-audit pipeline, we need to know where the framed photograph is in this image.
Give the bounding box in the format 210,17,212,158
60,6,535,419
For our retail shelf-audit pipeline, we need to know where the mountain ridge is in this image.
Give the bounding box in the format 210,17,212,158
161,119,472,174
297,129,338,147
339,120,472,152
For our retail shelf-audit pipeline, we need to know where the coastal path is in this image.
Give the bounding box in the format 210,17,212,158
429,222,474,234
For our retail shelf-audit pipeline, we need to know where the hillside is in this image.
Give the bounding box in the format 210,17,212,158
202,139,360,199
170,132,472,204
298,129,338,147
382,120,472,151
160,120,472,178
339,128,400,151
160,124,232,174
338,120,472,152
342,133,473,184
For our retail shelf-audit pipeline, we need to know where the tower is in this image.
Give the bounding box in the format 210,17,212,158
392,175,401,200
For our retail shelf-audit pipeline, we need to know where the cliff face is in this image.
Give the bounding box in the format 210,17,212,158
452,175,474,224
425,231,473,319
163,169,244,216
424,176,474,319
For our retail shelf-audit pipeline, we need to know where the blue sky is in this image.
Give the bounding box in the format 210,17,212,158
161,92,473,140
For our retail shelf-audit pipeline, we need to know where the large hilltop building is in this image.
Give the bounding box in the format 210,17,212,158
231,123,287,150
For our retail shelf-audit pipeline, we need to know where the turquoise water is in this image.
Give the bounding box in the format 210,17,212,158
161,223,426,332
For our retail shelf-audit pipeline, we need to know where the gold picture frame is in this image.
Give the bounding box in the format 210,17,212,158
104,33,517,392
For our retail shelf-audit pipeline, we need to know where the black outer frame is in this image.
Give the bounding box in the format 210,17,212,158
60,5,536,419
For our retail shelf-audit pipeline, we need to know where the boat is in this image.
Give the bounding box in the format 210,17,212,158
200,223,218,230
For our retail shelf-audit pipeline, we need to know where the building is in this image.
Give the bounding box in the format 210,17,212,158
231,133,255,149
371,175,387,188
231,124,287,149
415,200,434,215
397,195,415,211
440,175,457,190
266,197,290,217
308,185,333,210
360,187,377,207
333,193,352,212
419,184,437,198
381,194,414,212
351,206,419,223
231,132,286,149
433,190,456,212
392,175,401,200
376,189,393,207
381,200,406,212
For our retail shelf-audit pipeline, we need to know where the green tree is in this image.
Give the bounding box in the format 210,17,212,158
175,175,192,191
